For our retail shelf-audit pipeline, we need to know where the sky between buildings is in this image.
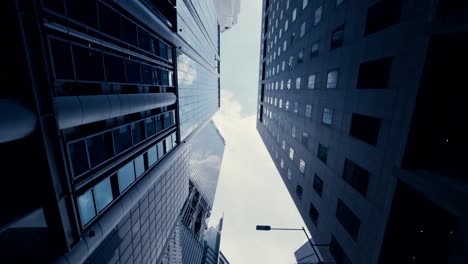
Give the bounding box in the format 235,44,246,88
208,0,312,263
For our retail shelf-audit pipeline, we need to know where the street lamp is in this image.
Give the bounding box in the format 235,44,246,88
256,225,329,264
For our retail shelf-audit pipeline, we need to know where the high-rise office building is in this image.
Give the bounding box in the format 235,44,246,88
257,0,467,263
0,0,236,263
218,251,230,264
160,121,225,264
201,217,224,264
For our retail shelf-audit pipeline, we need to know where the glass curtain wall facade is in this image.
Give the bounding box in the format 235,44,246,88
256,0,467,263
1,0,224,263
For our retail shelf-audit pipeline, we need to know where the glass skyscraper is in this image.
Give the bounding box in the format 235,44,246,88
257,0,467,263
0,0,236,263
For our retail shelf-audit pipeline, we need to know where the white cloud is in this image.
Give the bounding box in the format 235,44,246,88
210,90,310,264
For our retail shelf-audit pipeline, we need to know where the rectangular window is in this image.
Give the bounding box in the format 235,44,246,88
327,70,339,88
313,174,324,197
305,104,312,118
50,39,74,80
73,45,104,81
308,74,315,89
287,79,291,89
113,125,132,154
77,190,96,226
330,25,344,50
350,113,381,146
292,8,297,22
134,154,145,178
281,80,284,89
281,159,284,168
287,169,292,180
282,140,286,150
298,50,304,63
285,19,289,31
317,144,328,163
357,57,393,89
117,162,136,193
299,159,306,174
296,77,301,89
364,0,403,35
94,177,113,212
314,6,322,26
336,200,360,240
330,236,353,264
147,145,158,166
343,159,370,197
302,132,309,147
68,140,89,176
311,42,319,57
322,107,333,125
279,99,283,108
285,100,290,110
300,22,306,37
104,54,126,83
289,147,294,160
309,203,319,225
87,132,113,167
296,185,303,200
292,126,296,138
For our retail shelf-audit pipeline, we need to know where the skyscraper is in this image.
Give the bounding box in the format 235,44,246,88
0,0,236,263
160,121,225,264
256,0,467,263
201,217,224,264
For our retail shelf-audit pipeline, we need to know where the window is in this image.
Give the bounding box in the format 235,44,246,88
299,159,306,174
282,140,286,150
276,81,279,90
327,70,339,88
279,28,282,38
336,200,360,240
287,79,291,89
286,0,290,9
298,50,304,63
73,45,104,81
350,113,381,145
69,140,89,176
313,174,323,196
279,99,283,108
292,126,296,138
330,25,344,50
289,147,294,160
308,74,316,89
343,159,370,196
281,159,284,168
282,61,286,71
274,98,277,106
280,10,283,19
287,169,292,180
288,56,294,67
294,102,299,114
87,132,113,167
292,8,297,22
283,40,287,51
357,57,393,89
147,145,158,166
285,100,290,110
309,203,319,225
125,60,140,84
78,190,95,225
118,162,136,193
134,154,145,178
296,77,301,89
317,143,328,163
94,177,113,212
305,104,312,118
364,0,402,35
296,185,303,200
314,6,322,26
336,0,344,7
300,22,306,37
50,39,74,80
311,42,319,57
281,80,284,89
303,0,308,9
322,107,333,125
113,125,132,154
285,19,289,31
302,132,309,147
330,236,352,264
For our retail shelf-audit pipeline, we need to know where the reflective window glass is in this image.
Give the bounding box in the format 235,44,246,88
87,132,113,167
118,162,135,193
134,155,145,178
94,177,113,212
113,125,132,154
78,190,96,225
69,140,89,176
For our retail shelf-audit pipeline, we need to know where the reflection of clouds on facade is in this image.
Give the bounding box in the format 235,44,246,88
177,53,197,86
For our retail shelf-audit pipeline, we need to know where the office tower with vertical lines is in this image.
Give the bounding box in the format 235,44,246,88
256,0,467,263
0,0,237,263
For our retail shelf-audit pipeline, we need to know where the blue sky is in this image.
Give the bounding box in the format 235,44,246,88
209,1,312,263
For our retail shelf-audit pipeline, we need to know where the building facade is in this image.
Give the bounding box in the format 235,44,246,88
256,0,467,263
201,217,224,264
218,251,230,264
160,121,225,264
0,0,230,263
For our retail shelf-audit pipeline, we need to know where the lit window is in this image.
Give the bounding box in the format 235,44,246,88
280,10,283,19
303,0,308,9
282,61,285,71
285,100,290,110
285,19,289,31
287,169,292,180
277,64,280,73
274,98,277,106
279,28,282,38
299,159,306,174
279,99,283,108
283,40,287,51
305,104,312,118
308,74,315,89
294,102,299,113
292,8,297,22
281,159,284,168
314,6,322,26
287,79,291,89
287,0,290,10
296,77,301,89
289,147,294,160
298,50,304,63
282,140,286,150
292,126,296,138
288,56,294,67
327,70,339,88
311,42,319,57
276,81,279,90
281,80,284,89
322,107,333,125
300,22,306,37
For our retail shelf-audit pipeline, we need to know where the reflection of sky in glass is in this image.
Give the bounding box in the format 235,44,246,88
78,189,95,225
147,145,157,166
134,155,145,178
189,122,225,207
94,177,113,212
118,162,135,192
